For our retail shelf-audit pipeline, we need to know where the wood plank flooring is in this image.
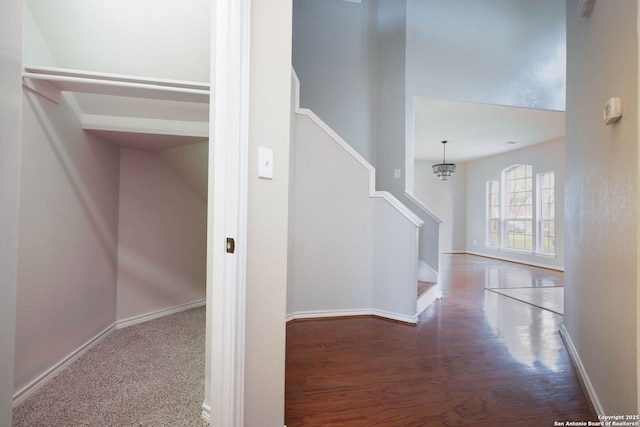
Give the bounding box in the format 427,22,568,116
285,254,593,426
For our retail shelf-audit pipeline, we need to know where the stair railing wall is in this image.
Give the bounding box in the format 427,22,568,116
288,69,426,323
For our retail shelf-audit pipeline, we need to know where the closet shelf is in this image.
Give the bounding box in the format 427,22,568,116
23,65,210,104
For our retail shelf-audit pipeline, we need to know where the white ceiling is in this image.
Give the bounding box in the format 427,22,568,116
413,97,565,162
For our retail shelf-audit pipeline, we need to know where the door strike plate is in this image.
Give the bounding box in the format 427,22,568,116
226,238,235,254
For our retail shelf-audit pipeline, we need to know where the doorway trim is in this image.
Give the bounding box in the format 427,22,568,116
202,0,251,425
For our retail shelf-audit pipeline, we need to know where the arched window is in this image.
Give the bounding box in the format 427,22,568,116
485,165,555,255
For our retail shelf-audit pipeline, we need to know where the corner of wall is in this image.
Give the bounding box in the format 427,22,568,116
0,1,23,423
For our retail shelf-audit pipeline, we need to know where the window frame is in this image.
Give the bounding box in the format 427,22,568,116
536,171,556,256
502,164,533,253
486,180,500,248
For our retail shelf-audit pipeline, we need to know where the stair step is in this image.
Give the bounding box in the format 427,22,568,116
417,281,437,298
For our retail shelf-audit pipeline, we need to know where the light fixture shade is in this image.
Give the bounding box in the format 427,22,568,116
432,140,456,180
432,163,456,180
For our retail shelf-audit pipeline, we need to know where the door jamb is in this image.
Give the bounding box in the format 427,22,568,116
203,0,251,425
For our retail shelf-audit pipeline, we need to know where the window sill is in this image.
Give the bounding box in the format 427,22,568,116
485,246,557,259
535,252,557,259
501,248,533,256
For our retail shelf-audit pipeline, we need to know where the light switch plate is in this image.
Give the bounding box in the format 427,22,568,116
258,146,273,179
604,97,622,125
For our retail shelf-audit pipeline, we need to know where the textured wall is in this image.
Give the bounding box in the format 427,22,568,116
290,114,374,314
372,198,419,317
244,0,292,424
15,91,121,394
405,0,566,111
116,147,207,322
26,0,211,82
292,0,378,164
0,0,23,422
565,0,638,414
375,0,407,195
413,160,467,253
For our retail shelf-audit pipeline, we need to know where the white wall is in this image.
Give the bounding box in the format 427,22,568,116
287,74,299,317
15,90,121,394
375,0,406,194
15,0,121,400
116,147,207,322
373,0,443,277
158,141,209,202
292,0,378,164
290,114,374,314
244,0,292,424
405,0,566,111
292,0,409,193
292,0,442,277
404,0,566,220
413,160,467,253
26,0,211,82
288,73,422,323
464,139,565,269
372,198,419,317
22,3,57,68
0,0,23,423
565,0,638,414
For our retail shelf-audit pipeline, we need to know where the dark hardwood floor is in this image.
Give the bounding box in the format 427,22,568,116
285,254,593,426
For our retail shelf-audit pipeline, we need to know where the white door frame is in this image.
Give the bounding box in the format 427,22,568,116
202,0,251,425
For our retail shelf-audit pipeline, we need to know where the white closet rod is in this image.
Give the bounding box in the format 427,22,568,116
23,66,210,103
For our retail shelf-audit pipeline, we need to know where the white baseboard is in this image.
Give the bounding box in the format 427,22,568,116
286,308,417,324
116,298,206,329
559,324,604,416
201,402,211,423
13,322,116,407
286,308,371,322
417,282,442,316
371,309,417,324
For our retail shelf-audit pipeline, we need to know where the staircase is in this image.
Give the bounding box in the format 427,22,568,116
287,70,441,324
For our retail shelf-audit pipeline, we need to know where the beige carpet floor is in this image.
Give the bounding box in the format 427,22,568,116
13,306,208,427
486,287,564,315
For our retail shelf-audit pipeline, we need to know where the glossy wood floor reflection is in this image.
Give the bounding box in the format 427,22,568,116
285,254,593,426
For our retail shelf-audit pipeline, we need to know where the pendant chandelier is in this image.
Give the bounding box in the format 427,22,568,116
432,141,456,181
432,140,456,180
